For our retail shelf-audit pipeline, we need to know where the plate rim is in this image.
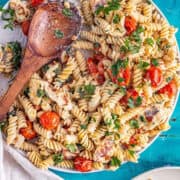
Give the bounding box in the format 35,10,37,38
1,0,180,174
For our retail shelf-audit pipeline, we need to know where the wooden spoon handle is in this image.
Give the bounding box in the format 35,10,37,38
0,67,33,120
0,48,50,121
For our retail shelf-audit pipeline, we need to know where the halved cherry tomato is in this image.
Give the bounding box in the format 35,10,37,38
146,66,163,88
21,20,30,36
129,136,137,146
159,80,177,98
40,111,60,130
74,157,92,172
96,73,105,85
125,16,137,35
87,58,98,75
20,121,36,140
30,0,44,7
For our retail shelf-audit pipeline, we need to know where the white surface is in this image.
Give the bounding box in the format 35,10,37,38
133,167,180,180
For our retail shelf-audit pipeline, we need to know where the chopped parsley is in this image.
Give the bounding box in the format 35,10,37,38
105,113,120,130
156,38,162,47
0,121,7,131
151,58,159,67
54,29,64,38
66,144,77,153
129,119,139,129
139,115,145,122
110,157,121,166
119,86,127,94
7,42,22,70
111,59,129,76
118,77,124,83
120,39,140,54
130,26,144,43
95,0,121,15
166,77,172,83
113,14,121,24
41,64,49,73
145,38,154,46
36,89,45,97
62,8,73,17
53,154,64,165
24,87,30,97
127,98,134,108
138,61,150,70
53,67,61,75
80,124,87,130
79,84,96,99
128,96,142,108
105,131,113,136
0,7,15,30
128,150,135,156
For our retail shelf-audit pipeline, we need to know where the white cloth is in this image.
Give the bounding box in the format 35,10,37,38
0,133,63,180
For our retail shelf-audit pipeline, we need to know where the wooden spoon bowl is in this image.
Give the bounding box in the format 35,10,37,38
0,2,81,120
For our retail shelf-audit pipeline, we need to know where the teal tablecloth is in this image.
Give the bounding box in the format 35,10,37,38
1,1,180,180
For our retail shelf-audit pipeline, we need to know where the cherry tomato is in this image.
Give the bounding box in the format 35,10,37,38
30,0,44,7
20,121,36,140
40,111,60,130
159,80,177,98
117,67,131,86
146,66,163,88
129,136,137,146
96,73,105,85
87,58,98,75
124,16,137,35
21,20,30,36
74,157,92,172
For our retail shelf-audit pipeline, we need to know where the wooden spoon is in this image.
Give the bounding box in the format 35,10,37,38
0,2,81,120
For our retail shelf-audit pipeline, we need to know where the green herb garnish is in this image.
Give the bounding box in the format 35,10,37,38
118,77,124,83
53,154,64,165
42,64,49,73
145,38,154,46
110,157,121,166
119,86,127,94
62,8,73,17
127,98,135,108
166,77,172,83
130,26,144,43
113,14,121,24
129,119,139,128
53,67,61,75
0,7,15,30
79,84,96,99
80,124,87,129
135,96,142,106
151,58,159,66
146,0,151,4
54,29,64,38
111,59,129,76
105,131,113,136
66,144,77,153
95,0,121,15
36,89,45,97
138,61,150,70
139,115,145,122
7,42,22,70
0,121,7,131
24,87,30,97
128,150,135,156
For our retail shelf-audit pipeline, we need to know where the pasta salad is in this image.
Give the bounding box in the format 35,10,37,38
0,0,180,172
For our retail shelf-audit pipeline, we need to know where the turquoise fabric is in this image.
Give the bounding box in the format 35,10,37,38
1,0,180,179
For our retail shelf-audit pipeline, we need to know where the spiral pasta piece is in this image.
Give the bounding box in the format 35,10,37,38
18,95,37,121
